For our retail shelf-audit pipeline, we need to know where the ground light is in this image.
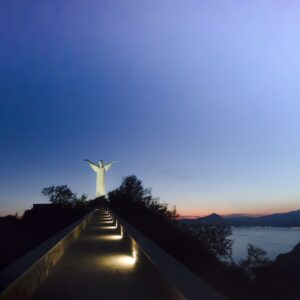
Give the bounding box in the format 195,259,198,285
98,219,117,229
97,237,138,270
97,225,124,241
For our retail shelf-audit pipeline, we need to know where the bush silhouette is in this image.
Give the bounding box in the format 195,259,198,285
109,175,251,299
0,185,90,271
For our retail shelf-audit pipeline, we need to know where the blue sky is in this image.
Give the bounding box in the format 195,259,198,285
1,0,300,216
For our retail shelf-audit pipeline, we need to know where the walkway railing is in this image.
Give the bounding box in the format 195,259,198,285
0,210,95,300
0,208,225,300
111,211,225,300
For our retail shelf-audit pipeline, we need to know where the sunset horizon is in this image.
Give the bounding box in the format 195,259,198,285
2,0,300,238
2,1,300,298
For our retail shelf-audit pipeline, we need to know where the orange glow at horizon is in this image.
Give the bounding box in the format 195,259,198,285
177,203,300,218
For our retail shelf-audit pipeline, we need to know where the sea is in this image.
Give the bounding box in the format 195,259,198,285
231,227,300,262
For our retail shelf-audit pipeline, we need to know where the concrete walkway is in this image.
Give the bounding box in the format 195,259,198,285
32,209,184,300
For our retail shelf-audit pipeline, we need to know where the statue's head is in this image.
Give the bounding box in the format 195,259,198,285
99,160,104,167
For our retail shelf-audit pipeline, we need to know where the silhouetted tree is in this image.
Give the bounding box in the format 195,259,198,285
109,175,178,220
239,244,272,278
72,194,88,208
1,186,91,271
119,175,152,203
41,185,88,208
42,185,76,206
191,224,233,258
109,175,251,299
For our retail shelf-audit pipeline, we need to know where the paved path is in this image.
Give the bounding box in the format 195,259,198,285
32,209,183,300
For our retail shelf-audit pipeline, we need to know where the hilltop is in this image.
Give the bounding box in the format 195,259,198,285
181,209,300,227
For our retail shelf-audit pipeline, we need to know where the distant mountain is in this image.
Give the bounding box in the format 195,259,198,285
223,213,263,218
197,213,224,224
181,213,225,226
180,209,300,227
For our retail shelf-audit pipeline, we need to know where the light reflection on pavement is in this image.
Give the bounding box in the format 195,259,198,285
32,209,184,300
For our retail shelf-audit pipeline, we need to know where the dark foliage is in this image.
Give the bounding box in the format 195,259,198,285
42,185,83,206
253,243,300,299
0,186,91,271
190,224,233,258
109,175,252,299
239,244,271,278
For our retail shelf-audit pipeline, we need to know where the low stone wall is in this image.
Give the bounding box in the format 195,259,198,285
114,214,226,300
0,210,95,300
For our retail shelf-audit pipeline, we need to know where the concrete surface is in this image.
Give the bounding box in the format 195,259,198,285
118,216,225,300
0,211,94,300
31,209,184,300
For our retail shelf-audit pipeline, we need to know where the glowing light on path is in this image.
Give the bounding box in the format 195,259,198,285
97,226,124,240
100,220,114,224
96,238,138,269
97,219,118,229
98,235,122,240
118,240,138,267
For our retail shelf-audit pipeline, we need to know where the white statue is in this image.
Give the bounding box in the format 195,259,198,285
85,159,117,197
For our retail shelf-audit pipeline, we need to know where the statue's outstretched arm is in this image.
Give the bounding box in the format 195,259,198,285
104,160,118,172
84,159,99,172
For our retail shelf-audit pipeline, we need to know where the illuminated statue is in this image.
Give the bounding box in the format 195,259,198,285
85,159,117,197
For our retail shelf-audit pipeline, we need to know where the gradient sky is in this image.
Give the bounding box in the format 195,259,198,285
1,0,300,216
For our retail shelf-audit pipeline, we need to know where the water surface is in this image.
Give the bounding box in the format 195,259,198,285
231,227,300,262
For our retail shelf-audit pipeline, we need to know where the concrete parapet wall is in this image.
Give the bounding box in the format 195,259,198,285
0,210,95,300
115,214,226,300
